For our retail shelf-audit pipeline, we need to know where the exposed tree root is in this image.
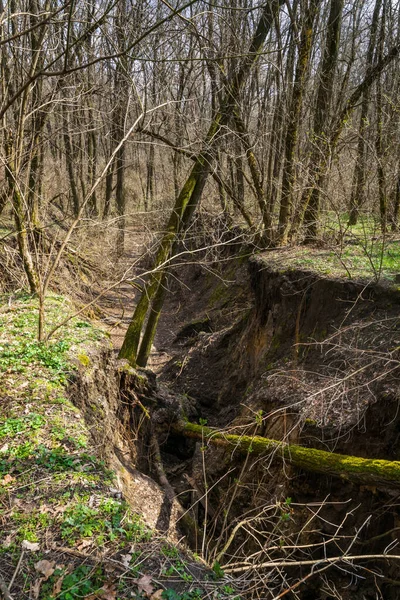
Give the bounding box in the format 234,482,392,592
150,431,199,543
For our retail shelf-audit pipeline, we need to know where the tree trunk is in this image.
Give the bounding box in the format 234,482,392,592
119,119,220,364
115,143,125,256
63,107,80,217
5,133,39,295
145,143,155,212
113,0,128,256
293,0,344,241
103,155,114,219
173,421,400,489
348,0,382,226
298,42,400,229
277,0,322,246
391,170,400,230
26,0,47,230
375,0,387,233
136,271,168,367
233,109,271,231
87,127,98,217
119,0,284,367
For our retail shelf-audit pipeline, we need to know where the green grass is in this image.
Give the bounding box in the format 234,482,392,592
258,211,399,283
264,237,400,283
0,294,151,596
0,293,239,600
0,293,104,383
300,211,400,282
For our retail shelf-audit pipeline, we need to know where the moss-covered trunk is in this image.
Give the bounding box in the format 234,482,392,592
119,0,284,367
173,421,400,488
118,132,219,365
291,0,344,241
277,0,321,246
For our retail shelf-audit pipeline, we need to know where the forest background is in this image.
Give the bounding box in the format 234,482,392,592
0,0,399,360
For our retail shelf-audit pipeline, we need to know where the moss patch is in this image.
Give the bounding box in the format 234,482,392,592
77,353,91,367
174,421,400,488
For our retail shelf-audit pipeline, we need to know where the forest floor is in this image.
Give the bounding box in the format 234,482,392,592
0,294,237,600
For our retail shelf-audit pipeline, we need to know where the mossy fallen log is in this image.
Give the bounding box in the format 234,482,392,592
172,421,400,488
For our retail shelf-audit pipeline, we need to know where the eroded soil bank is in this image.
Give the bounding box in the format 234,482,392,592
130,250,400,599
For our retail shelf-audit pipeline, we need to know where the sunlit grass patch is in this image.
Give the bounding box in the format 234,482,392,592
264,238,400,283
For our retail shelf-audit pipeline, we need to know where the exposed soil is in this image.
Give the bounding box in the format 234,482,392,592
97,228,251,374
95,231,400,599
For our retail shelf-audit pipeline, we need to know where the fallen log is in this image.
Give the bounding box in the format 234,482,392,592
172,421,400,489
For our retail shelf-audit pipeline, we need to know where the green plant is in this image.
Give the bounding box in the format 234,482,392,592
0,413,45,438
41,565,105,600
10,441,35,459
61,499,150,545
35,447,79,472
162,589,204,600
11,510,52,542
212,561,225,579
61,504,101,540
280,497,293,522
221,586,235,595
161,545,180,559
162,560,192,581
74,321,91,329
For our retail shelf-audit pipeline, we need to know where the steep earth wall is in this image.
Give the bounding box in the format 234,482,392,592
165,255,400,456
68,347,183,537
158,254,400,599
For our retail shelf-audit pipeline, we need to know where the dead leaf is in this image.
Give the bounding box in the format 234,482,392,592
52,505,67,515
35,559,55,580
30,578,43,599
76,538,92,551
3,534,13,548
52,575,64,595
136,574,154,597
1,473,15,485
86,582,117,599
22,539,40,551
150,590,164,600
120,553,132,568
0,443,9,453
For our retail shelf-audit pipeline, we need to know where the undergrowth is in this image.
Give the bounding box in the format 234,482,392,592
0,294,239,600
